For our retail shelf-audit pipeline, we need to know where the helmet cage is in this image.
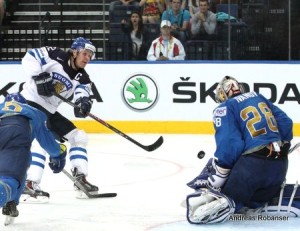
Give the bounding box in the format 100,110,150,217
215,76,244,103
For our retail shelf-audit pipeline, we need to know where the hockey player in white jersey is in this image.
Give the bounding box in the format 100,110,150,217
20,37,98,201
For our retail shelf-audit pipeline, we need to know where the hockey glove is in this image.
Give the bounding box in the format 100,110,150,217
280,141,291,156
74,97,93,118
32,72,55,97
187,158,214,190
49,144,67,173
207,159,230,190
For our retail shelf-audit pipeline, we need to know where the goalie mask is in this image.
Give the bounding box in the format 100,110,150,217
71,37,96,60
215,76,245,103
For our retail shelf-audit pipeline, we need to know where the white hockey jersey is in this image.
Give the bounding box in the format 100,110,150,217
21,47,92,114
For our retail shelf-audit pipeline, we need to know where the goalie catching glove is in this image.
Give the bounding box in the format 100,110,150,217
187,158,230,190
49,144,67,173
74,97,93,118
32,72,55,97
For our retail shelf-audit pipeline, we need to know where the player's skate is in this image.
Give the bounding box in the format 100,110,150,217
2,201,19,225
20,180,50,203
72,167,99,199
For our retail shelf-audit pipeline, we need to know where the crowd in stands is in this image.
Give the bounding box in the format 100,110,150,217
0,1,296,61
0,0,16,50
109,0,229,61
0,0,16,26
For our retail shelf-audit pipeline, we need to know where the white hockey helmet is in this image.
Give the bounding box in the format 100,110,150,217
215,76,245,103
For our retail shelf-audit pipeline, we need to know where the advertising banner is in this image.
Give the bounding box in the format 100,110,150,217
1,61,299,134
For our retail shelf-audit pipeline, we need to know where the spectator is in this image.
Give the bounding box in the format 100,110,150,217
0,0,16,25
188,0,200,18
109,0,140,22
147,20,185,61
165,0,187,10
139,0,165,24
161,0,191,43
121,11,151,60
0,0,6,25
181,0,187,9
190,0,216,40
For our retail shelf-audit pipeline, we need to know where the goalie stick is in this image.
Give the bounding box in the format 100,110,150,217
53,92,163,152
288,142,300,154
62,169,117,198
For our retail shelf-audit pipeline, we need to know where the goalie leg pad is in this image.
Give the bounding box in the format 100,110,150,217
262,181,300,217
186,188,235,224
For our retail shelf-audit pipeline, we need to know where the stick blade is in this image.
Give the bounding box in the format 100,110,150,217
143,136,164,152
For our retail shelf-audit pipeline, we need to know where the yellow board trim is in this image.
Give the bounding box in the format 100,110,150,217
73,121,300,136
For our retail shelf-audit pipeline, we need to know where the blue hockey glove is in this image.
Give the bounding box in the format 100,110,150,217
187,158,230,191
32,72,54,97
74,97,93,118
49,144,67,173
187,158,214,190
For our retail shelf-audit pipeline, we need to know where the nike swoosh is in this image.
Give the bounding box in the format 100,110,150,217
57,57,64,61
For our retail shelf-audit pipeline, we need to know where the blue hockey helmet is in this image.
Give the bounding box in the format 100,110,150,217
70,37,96,59
5,92,27,104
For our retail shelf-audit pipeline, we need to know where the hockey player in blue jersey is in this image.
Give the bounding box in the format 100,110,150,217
185,76,298,224
0,93,67,224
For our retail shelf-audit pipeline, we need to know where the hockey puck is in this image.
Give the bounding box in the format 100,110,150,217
197,151,205,159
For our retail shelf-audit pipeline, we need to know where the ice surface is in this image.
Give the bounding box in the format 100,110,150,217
1,134,300,230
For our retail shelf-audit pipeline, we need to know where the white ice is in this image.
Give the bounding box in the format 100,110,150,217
1,134,300,230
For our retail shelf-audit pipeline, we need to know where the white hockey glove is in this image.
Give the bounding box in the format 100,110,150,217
207,159,230,190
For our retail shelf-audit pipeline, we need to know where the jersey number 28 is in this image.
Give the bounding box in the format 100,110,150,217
241,102,278,138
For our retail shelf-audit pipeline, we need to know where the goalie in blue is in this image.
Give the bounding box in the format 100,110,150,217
0,93,66,223
186,76,298,224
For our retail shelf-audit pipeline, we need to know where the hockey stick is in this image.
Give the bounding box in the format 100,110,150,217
53,92,163,152
62,169,117,198
288,142,300,154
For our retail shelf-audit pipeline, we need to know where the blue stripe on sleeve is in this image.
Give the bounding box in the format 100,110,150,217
34,48,47,65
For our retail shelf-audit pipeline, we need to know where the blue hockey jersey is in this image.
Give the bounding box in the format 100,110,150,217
0,100,60,158
213,91,293,169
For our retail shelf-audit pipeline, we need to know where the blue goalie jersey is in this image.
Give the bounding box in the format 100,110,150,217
213,91,293,169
